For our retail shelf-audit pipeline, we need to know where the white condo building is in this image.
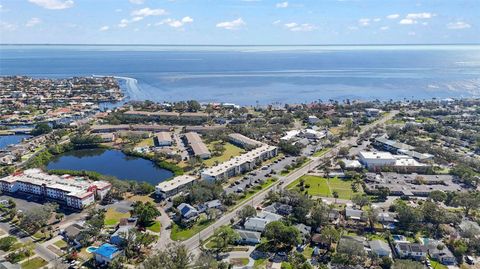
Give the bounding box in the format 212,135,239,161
155,175,197,199
0,169,111,209
201,144,278,181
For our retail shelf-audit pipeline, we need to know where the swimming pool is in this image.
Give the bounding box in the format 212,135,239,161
86,246,98,253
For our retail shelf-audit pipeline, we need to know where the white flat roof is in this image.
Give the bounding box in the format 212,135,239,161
202,145,277,177
156,175,196,192
359,151,395,160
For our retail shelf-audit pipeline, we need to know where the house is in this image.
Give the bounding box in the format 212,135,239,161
365,108,381,117
62,223,84,247
198,199,222,212
459,220,480,238
177,203,199,222
98,133,115,143
345,207,365,221
155,132,172,146
110,225,135,246
236,229,261,245
93,243,123,265
369,240,392,257
307,115,320,125
244,211,282,232
395,242,427,260
294,224,312,240
263,202,293,216
426,240,456,265
378,212,398,230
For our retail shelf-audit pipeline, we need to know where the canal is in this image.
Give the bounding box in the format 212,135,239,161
0,135,32,150
46,149,173,185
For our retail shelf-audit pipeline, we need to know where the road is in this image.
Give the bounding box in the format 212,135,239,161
179,110,398,251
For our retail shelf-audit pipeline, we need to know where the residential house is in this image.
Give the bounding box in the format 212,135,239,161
110,225,135,246
395,242,427,260
198,199,223,213
177,203,199,223
263,202,293,216
236,229,261,245
62,223,84,248
345,207,365,221
244,211,282,232
369,240,392,257
93,243,123,265
425,239,456,265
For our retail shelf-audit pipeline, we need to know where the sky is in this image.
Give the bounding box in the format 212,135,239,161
0,0,479,45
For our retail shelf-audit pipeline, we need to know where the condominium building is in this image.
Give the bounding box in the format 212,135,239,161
228,133,262,150
155,132,173,146
184,132,211,159
155,175,196,199
201,144,278,181
0,169,111,209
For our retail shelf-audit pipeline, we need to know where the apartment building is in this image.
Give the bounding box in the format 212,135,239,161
0,169,111,209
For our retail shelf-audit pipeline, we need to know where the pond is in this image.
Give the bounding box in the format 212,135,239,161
0,135,32,150
46,149,173,185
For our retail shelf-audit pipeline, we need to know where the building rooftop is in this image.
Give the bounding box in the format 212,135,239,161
156,175,196,193
94,243,121,259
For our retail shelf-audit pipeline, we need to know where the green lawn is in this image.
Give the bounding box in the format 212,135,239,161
253,258,267,269
104,207,131,226
146,221,161,233
429,258,448,269
230,258,249,266
136,137,154,147
287,175,361,200
21,257,47,269
53,239,68,249
313,147,332,157
170,217,214,241
204,142,245,167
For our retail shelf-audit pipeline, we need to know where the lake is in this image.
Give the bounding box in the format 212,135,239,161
1,45,479,104
0,135,32,150
46,149,173,185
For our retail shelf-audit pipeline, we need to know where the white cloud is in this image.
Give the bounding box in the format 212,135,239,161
132,16,144,22
380,26,389,31
131,8,167,17
358,18,370,26
28,0,74,10
386,14,400,19
118,19,129,28
216,18,246,30
0,21,16,31
129,0,144,4
99,25,110,31
399,18,416,25
406,12,433,19
284,22,316,32
447,21,471,30
276,1,288,8
25,17,42,27
272,20,281,25
157,16,193,28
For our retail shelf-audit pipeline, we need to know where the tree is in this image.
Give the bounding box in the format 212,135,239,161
319,226,340,250
212,226,240,256
332,191,339,203
195,252,230,269
18,203,55,234
132,201,161,227
264,221,301,249
310,201,330,230
237,205,256,225
77,209,105,245
142,242,192,269
366,207,379,230
121,228,156,259
394,201,423,231
352,194,370,208
428,190,447,203
0,236,17,251
32,123,52,136
452,191,480,216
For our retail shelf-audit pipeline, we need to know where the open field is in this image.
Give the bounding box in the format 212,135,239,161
21,257,47,269
104,207,131,226
204,141,245,167
287,175,361,200
171,216,214,241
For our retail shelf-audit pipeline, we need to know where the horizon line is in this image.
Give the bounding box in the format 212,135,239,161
1,43,480,47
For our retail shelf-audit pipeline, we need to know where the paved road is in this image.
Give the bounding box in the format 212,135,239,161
179,111,398,251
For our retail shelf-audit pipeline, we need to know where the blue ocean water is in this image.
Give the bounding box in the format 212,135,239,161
1,45,479,104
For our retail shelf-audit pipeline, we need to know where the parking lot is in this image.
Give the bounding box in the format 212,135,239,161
224,155,297,194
